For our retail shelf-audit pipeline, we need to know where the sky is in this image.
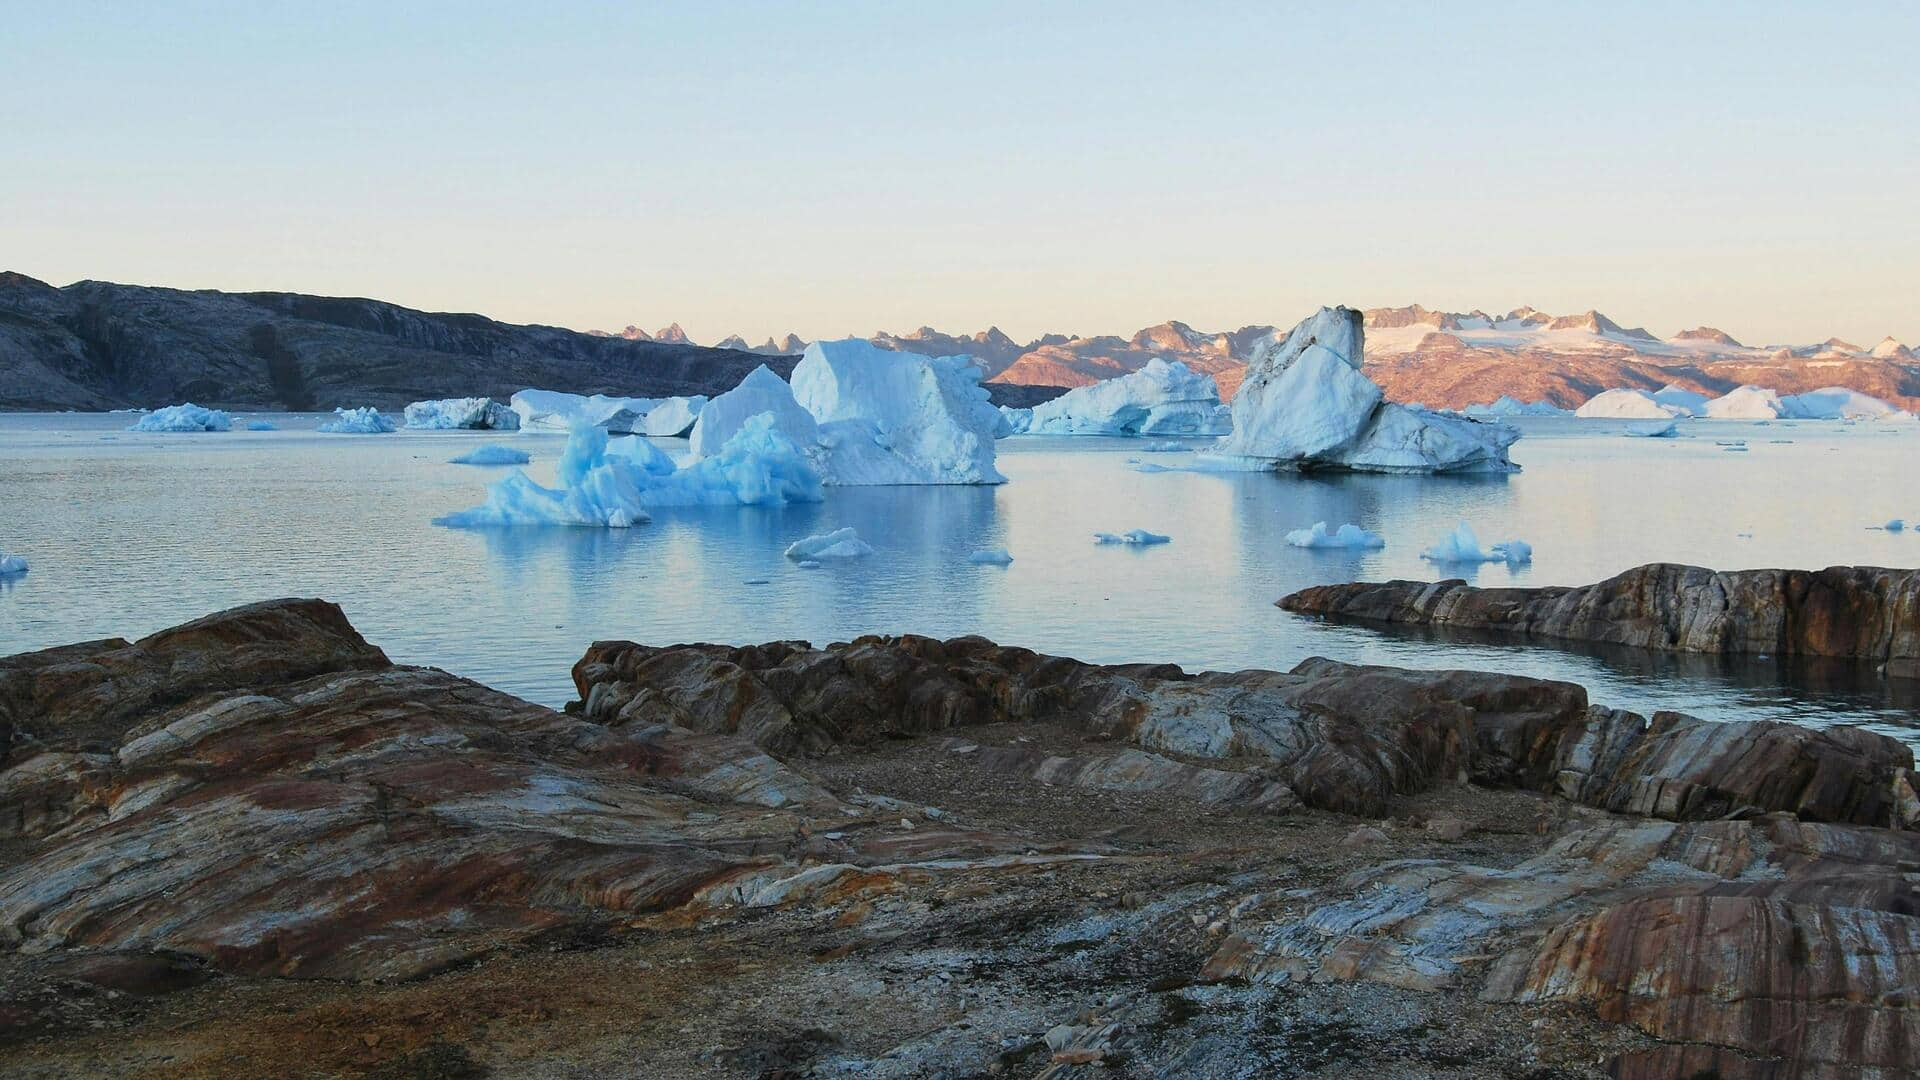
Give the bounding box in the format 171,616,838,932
4,1,1917,347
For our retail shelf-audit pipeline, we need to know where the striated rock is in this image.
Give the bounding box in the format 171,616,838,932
1280,562,1920,677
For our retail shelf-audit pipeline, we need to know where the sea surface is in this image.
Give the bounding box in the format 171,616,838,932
4,412,1918,745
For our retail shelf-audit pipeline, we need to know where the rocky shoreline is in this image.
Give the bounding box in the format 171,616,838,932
3,601,1918,1076
1281,562,1920,678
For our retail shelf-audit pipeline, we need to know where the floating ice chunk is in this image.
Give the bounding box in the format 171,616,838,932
1421,522,1532,565
996,406,1033,436
1284,522,1385,549
966,547,1014,565
791,339,1005,484
1465,396,1571,418
436,415,822,527
1650,385,1709,416
1575,389,1689,419
450,444,532,466
785,528,875,559
0,552,26,576
1211,307,1517,474
403,397,520,430
1093,529,1170,545
318,407,396,433
1781,386,1903,420
245,420,278,431
689,366,820,460
1704,385,1790,420
128,403,232,432
1023,358,1232,436
1625,420,1680,438
639,395,707,437
1883,519,1906,532
510,390,657,433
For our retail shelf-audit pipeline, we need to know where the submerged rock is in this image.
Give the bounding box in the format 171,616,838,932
1280,562,1920,677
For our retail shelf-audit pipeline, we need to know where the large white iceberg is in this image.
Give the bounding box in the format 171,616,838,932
1209,307,1517,474
436,416,822,528
1575,389,1688,419
1464,396,1570,418
1703,385,1791,420
128,403,232,432
403,397,520,430
784,528,874,559
510,390,658,434
1021,358,1231,436
318,407,396,433
1651,385,1709,416
639,395,707,437
1780,386,1905,420
791,339,1005,485
0,552,26,576
688,366,821,460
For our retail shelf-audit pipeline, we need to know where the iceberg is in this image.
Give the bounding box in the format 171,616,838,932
688,366,820,460
966,547,1014,565
784,528,874,559
1094,529,1170,545
510,390,658,433
1420,522,1532,565
403,397,520,430
1210,307,1517,474
1625,420,1680,438
1883,519,1906,532
1704,385,1791,420
1781,386,1904,420
0,552,26,576
1575,389,1689,419
996,406,1033,436
1464,396,1570,418
1022,358,1232,436
318,407,397,434
245,420,278,431
127,403,232,432
639,395,707,437
1284,522,1384,549
436,416,822,528
791,339,1005,484
1651,385,1709,416
450,444,532,466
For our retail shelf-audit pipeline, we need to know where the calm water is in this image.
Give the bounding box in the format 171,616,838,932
3,413,1918,745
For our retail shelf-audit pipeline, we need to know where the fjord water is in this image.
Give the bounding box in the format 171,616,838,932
3,414,1917,744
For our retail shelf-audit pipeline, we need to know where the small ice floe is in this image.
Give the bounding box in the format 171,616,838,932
1881,519,1906,532
128,403,232,432
1284,521,1385,549
785,528,874,559
1722,445,1750,452
246,420,278,431
796,560,822,569
967,547,1014,565
450,444,532,466
1421,522,1532,565
318,407,397,434
1094,529,1170,546
1625,420,1679,439
0,552,27,576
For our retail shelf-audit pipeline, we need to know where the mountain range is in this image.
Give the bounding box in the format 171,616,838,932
2,271,1913,413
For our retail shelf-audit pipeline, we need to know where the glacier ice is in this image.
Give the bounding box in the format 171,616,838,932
436,415,823,528
997,406,1034,436
1575,389,1689,419
318,407,397,434
1465,396,1569,418
967,547,1014,565
1651,385,1709,416
784,528,874,559
404,397,521,430
450,444,532,466
127,403,232,432
245,420,278,431
1420,522,1532,565
640,395,707,437
1021,358,1231,436
0,552,26,576
1883,519,1906,532
1284,522,1384,549
689,365,820,460
1704,385,1791,420
510,390,657,434
1625,420,1680,438
1210,307,1517,474
1093,529,1170,545
791,339,1005,484
1780,386,1904,420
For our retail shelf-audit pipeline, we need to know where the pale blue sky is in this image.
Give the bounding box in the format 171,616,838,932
5,2,1916,345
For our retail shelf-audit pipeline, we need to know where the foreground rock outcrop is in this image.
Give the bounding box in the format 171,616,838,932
4,602,1919,1077
1280,562,1920,677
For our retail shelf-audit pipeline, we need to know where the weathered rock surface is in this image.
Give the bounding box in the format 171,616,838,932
1281,562,1920,677
6,603,1920,1077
